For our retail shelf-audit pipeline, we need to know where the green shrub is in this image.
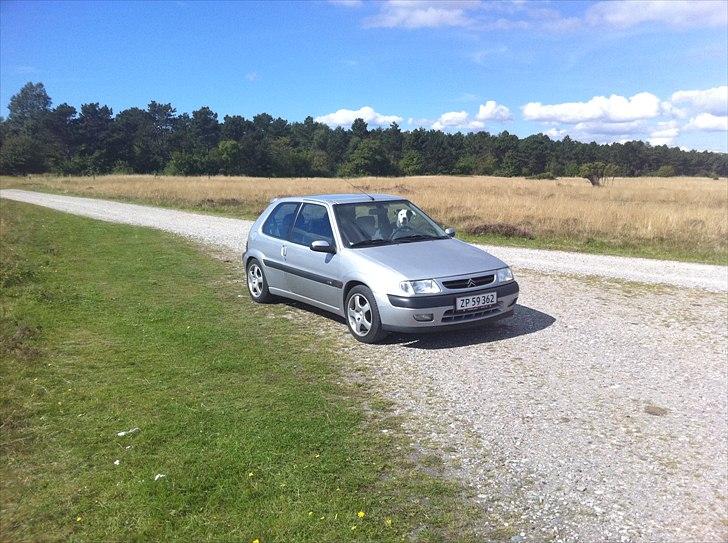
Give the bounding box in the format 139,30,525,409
579,162,618,187
655,165,676,177
453,155,476,175
111,161,134,175
697,170,719,180
398,150,424,176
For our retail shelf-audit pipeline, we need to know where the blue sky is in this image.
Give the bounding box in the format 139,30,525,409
1,0,726,151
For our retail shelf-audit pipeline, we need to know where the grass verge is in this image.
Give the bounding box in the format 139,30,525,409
0,200,479,541
458,231,725,264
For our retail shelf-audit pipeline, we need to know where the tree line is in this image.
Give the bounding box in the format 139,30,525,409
1,82,726,178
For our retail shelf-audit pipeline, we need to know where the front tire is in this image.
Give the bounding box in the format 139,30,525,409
246,258,275,303
345,285,388,344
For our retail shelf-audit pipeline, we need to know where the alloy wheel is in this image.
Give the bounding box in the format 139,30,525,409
347,293,372,336
248,263,264,298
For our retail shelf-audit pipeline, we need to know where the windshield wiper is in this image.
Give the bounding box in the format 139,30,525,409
394,234,447,243
349,238,391,248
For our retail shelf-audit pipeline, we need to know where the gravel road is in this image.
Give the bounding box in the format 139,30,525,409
2,189,726,292
3,189,728,542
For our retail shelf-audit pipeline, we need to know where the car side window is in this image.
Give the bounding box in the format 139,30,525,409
289,203,334,246
262,202,299,239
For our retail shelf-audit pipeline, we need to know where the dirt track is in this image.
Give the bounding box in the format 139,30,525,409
2,189,727,542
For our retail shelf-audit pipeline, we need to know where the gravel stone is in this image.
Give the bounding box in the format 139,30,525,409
353,274,728,542
2,189,727,542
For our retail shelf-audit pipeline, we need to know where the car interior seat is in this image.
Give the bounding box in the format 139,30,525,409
355,215,376,238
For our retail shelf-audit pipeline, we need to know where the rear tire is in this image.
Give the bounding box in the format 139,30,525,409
345,285,388,344
246,258,275,303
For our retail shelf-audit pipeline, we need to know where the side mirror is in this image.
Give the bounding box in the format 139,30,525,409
445,227,456,237
310,240,336,254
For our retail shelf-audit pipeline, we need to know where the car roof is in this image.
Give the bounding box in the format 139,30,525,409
271,193,405,205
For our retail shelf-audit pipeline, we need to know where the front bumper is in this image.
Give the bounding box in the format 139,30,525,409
377,281,519,333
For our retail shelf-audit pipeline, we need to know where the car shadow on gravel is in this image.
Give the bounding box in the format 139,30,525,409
384,304,555,349
277,300,554,349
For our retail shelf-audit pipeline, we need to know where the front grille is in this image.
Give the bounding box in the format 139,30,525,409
441,303,502,322
442,274,495,289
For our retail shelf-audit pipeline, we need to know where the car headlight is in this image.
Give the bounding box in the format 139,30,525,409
399,279,441,295
497,267,514,283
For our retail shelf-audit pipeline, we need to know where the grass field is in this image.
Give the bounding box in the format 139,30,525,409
2,174,727,264
0,200,480,541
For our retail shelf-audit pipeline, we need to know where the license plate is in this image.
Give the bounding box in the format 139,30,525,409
455,292,497,311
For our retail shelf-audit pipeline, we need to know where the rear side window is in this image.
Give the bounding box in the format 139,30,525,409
262,202,299,239
290,203,334,246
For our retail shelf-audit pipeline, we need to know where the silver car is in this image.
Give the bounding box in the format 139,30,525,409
242,194,519,343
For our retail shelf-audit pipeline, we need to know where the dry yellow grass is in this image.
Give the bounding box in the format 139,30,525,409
3,174,727,262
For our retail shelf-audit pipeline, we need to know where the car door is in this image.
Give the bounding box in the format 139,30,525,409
258,201,300,292
285,203,341,311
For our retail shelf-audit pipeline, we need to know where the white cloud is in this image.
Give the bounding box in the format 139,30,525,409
431,111,484,131
365,2,580,33
671,86,728,116
430,107,510,131
245,71,260,82
524,87,728,146
407,117,431,127
475,100,512,121
328,0,362,6
482,5,580,32
523,100,657,144
684,113,728,132
364,0,479,29
544,128,567,140
522,92,662,124
572,120,647,135
585,0,728,29
544,125,646,145
660,100,687,119
432,110,469,130
353,0,726,34
314,106,403,127
423,101,513,131
541,120,652,145
649,121,680,145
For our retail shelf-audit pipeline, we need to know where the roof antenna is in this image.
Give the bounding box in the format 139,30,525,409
344,179,376,201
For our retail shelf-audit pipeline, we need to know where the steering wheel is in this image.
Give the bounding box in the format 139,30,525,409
390,225,415,240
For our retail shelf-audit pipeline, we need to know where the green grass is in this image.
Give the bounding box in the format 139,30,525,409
0,200,481,542
458,231,727,265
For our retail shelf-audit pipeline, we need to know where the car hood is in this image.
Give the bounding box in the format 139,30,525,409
355,238,507,280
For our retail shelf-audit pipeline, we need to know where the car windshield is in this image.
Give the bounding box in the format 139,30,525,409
333,200,447,248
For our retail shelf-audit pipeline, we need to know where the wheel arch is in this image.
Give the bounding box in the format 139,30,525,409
243,251,265,270
343,280,368,305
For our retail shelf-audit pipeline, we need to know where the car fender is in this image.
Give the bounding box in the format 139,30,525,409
340,250,406,303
